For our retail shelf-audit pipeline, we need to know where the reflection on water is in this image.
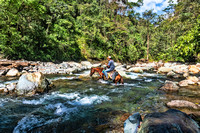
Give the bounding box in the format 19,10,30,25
0,71,198,132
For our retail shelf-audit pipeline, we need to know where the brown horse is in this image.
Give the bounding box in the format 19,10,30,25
90,67,124,84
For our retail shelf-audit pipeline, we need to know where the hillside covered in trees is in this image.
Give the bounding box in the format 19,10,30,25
0,0,199,62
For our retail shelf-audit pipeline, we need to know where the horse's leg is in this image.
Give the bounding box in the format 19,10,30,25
114,76,121,85
98,72,103,79
120,76,124,84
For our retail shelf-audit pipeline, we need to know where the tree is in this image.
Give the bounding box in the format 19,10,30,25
142,10,157,60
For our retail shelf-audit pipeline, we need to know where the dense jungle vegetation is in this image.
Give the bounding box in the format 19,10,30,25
0,0,199,62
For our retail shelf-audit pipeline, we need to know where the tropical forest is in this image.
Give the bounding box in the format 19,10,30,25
0,0,199,62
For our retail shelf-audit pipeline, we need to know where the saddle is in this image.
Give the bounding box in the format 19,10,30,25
108,70,118,81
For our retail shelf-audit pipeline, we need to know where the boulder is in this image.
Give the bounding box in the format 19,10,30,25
68,61,82,69
138,109,200,133
6,83,17,93
167,100,200,110
128,67,143,73
59,62,69,69
141,66,154,71
17,62,30,67
16,72,50,96
92,63,101,68
154,61,164,70
187,76,199,83
171,65,188,74
157,67,172,73
179,80,189,87
0,61,13,66
167,71,181,78
80,61,92,69
189,65,200,74
124,112,142,133
115,65,127,71
164,62,174,67
160,80,179,91
65,68,78,74
6,68,20,77
12,62,30,68
183,72,189,78
179,80,195,87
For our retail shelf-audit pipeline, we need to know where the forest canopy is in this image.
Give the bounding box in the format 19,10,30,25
0,0,199,62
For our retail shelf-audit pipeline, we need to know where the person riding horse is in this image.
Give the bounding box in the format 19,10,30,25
103,56,115,80
90,56,124,84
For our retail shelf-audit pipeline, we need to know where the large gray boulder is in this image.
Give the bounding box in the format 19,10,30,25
167,100,200,110
16,72,50,96
160,80,179,91
138,109,200,133
124,112,142,133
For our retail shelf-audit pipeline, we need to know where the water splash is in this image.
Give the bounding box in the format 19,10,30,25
13,115,60,133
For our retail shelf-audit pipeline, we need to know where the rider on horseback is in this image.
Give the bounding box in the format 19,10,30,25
103,56,115,80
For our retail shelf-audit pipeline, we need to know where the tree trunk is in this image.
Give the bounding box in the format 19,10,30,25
147,27,149,61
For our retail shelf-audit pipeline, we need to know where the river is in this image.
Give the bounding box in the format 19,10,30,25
0,70,198,132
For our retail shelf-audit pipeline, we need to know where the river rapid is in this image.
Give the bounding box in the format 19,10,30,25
0,70,198,132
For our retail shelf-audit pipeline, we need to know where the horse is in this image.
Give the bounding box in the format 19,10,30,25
90,67,124,84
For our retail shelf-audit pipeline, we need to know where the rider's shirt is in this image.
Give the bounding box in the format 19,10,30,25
108,60,115,71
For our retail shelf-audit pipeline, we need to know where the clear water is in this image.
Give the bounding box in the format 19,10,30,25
0,71,197,132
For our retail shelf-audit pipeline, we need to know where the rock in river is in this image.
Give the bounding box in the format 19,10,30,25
124,112,142,133
138,109,200,133
16,72,50,96
160,80,179,91
167,100,200,110
6,68,20,77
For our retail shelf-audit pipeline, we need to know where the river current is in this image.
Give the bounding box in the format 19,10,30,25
0,70,182,132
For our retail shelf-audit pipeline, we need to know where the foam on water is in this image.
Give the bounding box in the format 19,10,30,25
13,115,60,133
74,70,90,76
127,72,163,79
22,92,80,105
144,79,153,82
0,98,20,105
49,76,76,81
97,79,109,84
110,88,124,93
69,95,110,106
21,92,110,108
53,103,78,116
22,99,46,105
123,83,136,87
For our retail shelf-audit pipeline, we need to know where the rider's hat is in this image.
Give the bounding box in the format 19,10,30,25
107,56,112,59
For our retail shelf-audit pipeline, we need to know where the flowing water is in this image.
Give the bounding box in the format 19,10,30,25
0,71,198,132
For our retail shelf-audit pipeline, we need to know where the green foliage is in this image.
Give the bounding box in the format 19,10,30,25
0,0,199,62
174,15,200,61
150,0,200,62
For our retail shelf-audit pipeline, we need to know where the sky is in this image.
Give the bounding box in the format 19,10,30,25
128,0,178,15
